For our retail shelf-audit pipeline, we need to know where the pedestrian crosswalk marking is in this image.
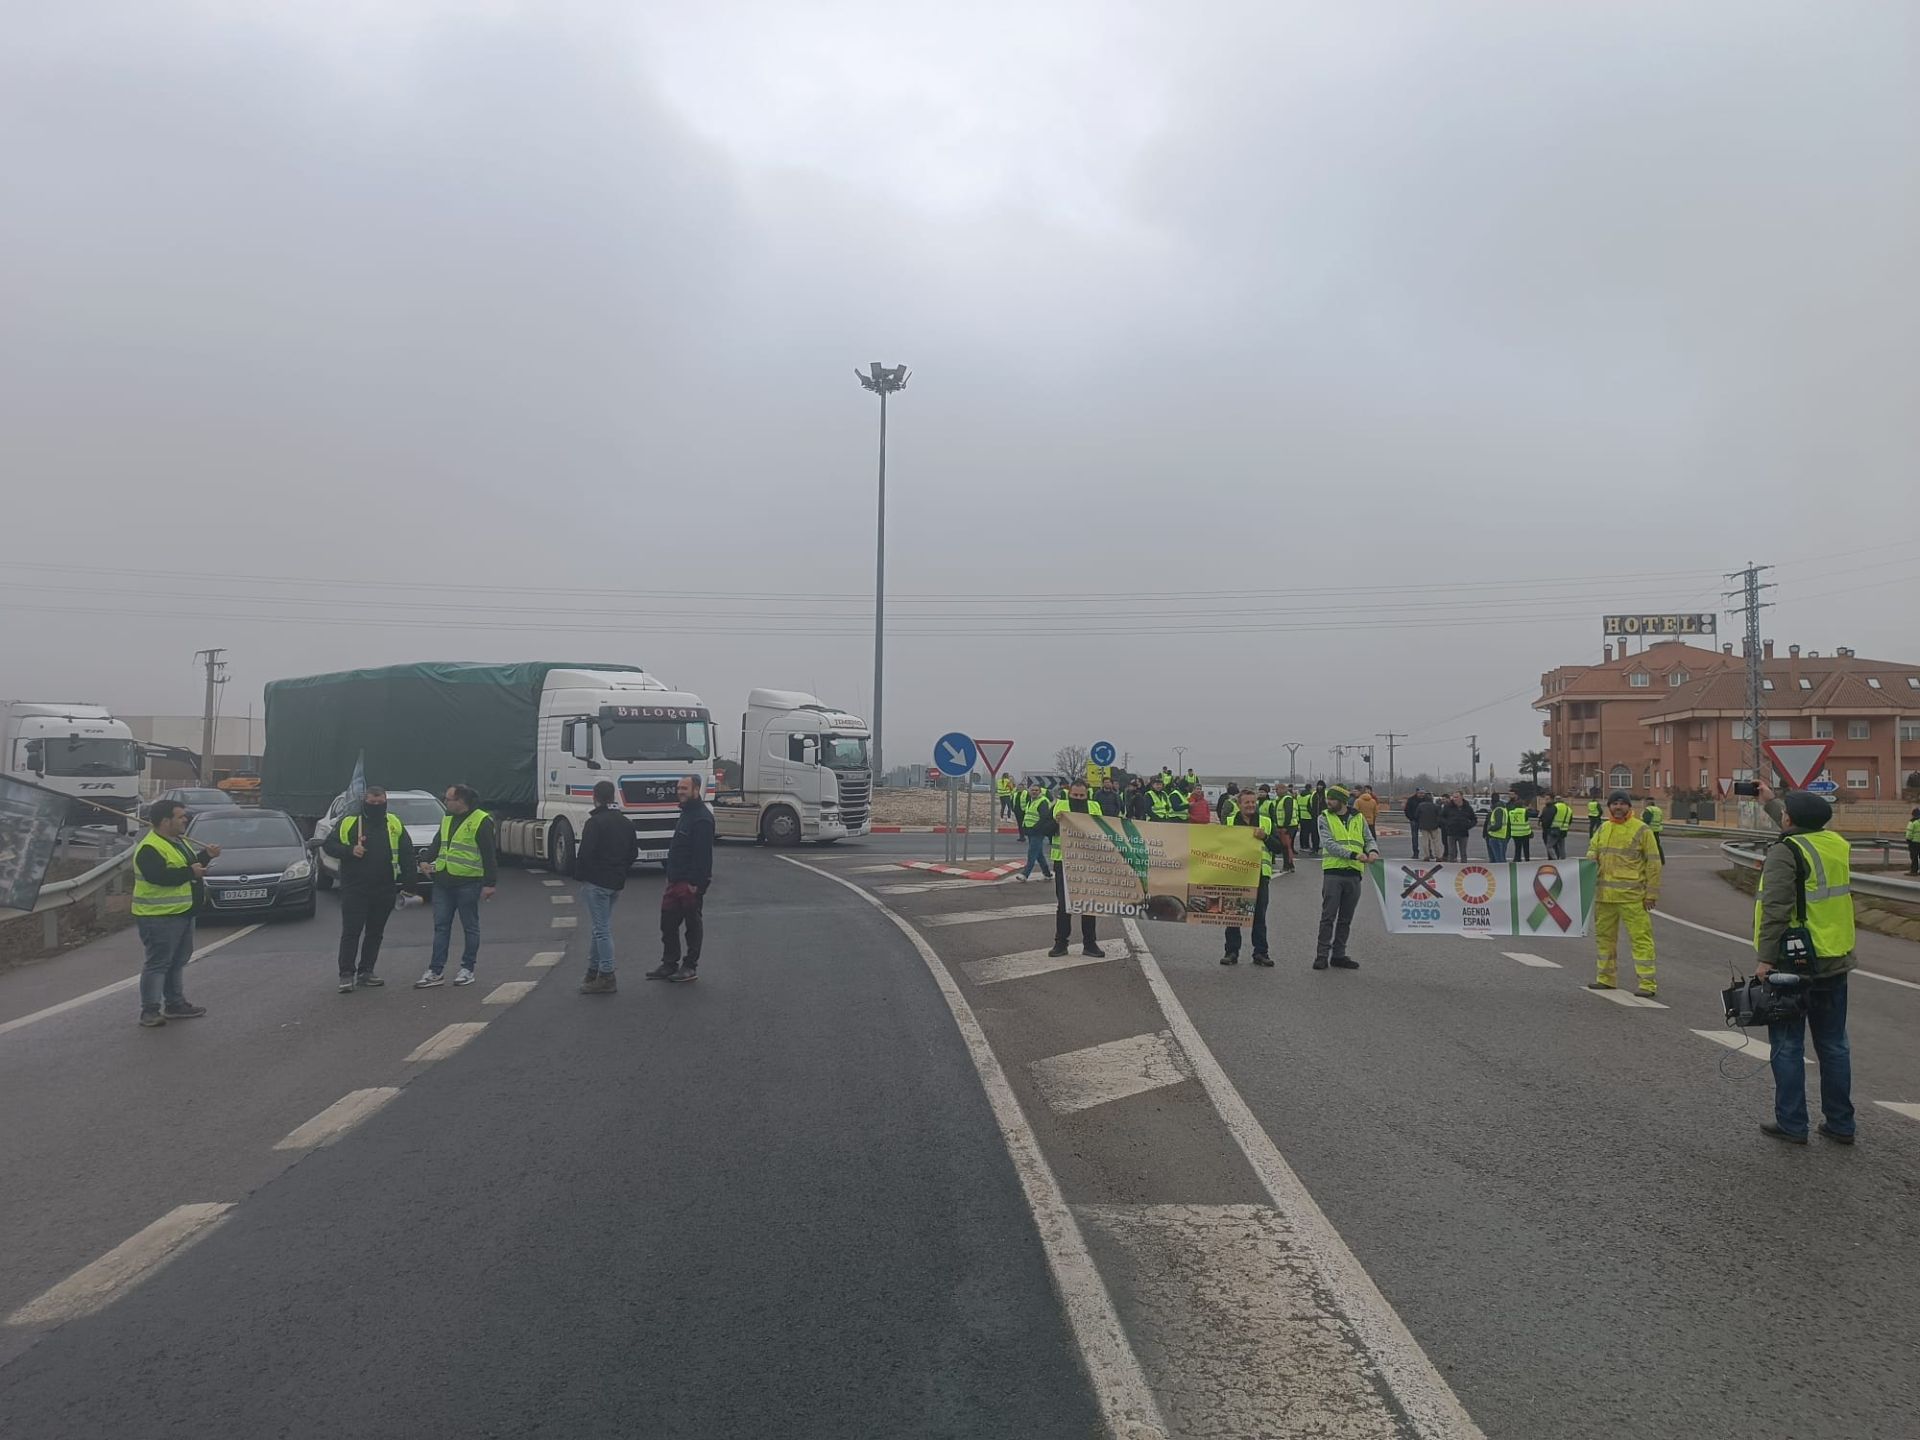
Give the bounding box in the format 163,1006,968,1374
1029,1031,1190,1114
1501,951,1561,968
921,903,1058,926
1874,1102,1920,1123
965,942,1128,986
1583,986,1667,1010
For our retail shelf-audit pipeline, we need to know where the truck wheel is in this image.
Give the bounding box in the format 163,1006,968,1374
762,806,801,846
549,821,576,876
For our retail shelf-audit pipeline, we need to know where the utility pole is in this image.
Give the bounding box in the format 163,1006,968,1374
1468,734,1480,790
194,648,228,784
1724,562,1774,784
855,362,910,787
1284,742,1302,786
1377,732,1405,792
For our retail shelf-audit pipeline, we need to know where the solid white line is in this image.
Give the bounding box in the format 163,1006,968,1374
551,915,576,928
1653,910,1920,991
6,1203,234,1327
405,1021,488,1063
783,858,1169,1440
526,951,564,968
1875,1101,1920,1123
1583,986,1668,1010
549,894,574,905
1501,951,1562,969
920,902,1059,926
273,1088,400,1152
1124,918,1485,1440
482,981,537,1006
1029,1031,1190,1115
965,943,1129,986
0,923,263,1039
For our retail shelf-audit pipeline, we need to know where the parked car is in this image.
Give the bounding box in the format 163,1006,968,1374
185,806,316,920
311,788,447,893
156,787,239,817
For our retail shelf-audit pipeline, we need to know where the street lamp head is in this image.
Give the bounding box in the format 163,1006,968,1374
855,362,911,395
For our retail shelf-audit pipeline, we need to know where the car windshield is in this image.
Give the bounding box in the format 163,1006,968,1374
40,738,143,777
388,796,446,826
190,814,301,847
599,718,712,762
174,790,230,805
819,735,870,770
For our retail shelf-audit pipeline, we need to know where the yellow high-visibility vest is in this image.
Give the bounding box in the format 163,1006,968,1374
132,830,196,917
1754,830,1854,959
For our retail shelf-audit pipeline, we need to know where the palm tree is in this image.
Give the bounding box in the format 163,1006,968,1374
1519,750,1549,788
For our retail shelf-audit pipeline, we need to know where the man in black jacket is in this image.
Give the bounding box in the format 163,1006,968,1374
652,774,715,983
1439,792,1477,862
576,779,639,994
131,798,218,1026
322,785,416,994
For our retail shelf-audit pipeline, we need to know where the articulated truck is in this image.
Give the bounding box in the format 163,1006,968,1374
262,662,714,873
712,689,872,844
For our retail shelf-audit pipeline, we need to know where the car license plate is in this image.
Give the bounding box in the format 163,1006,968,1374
223,888,270,902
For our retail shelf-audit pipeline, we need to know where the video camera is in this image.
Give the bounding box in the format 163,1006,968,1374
1721,971,1807,1029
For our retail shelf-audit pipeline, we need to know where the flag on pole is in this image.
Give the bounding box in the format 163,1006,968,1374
344,751,367,816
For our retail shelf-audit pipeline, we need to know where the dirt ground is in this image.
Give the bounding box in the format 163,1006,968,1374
870,787,1008,827
0,854,135,970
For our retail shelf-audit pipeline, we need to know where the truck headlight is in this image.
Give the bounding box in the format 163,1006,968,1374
283,859,313,881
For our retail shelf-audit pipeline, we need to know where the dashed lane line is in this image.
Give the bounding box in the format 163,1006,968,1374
541,879,563,887
550,894,574,905
405,1022,489,1063
6,1203,235,1328
1653,910,1920,992
273,1088,400,1153
1583,986,1668,1010
526,951,564,968
782,857,1169,1440
0,924,263,1038
1501,951,1561,968
965,942,1130,986
482,981,537,1006
1875,1102,1920,1123
920,903,1059,927
1028,1031,1190,1115
551,916,577,929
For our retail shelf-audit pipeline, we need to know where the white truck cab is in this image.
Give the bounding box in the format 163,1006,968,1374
2,700,144,831
714,689,872,845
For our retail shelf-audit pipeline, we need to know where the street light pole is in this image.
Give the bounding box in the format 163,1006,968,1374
855,362,910,785
1173,745,1188,775
1284,742,1302,786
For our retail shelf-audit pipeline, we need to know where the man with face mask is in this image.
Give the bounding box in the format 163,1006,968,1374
323,784,416,994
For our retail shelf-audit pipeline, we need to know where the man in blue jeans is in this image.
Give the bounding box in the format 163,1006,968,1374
1016,779,1052,881
1753,782,1855,1145
131,798,217,1027
574,779,638,994
415,783,497,988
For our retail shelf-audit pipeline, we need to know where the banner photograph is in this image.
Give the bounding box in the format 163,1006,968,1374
1058,812,1264,926
1368,859,1596,938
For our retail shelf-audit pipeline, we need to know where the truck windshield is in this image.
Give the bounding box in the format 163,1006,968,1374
599,719,712,762
819,735,870,770
40,738,143,777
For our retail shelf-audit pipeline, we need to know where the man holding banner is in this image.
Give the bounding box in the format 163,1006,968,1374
1313,786,1378,971
1586,791,1662,997
1221,791,1279,966
1048,780,1105,959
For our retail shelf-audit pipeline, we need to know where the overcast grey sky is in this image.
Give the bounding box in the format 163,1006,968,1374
4,1,1916,780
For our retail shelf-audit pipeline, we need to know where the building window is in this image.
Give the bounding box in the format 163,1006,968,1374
1847,720,1870,740
1730,721,1753,740
1900,723,1920,742
1798,678,1813,690
1762,679,1774,691
1733,768,1754,783
1644,766,1656,790
1628,672,1650,688
1813,719,1833,739
1866,677,1881,689
1699,768,1709,789
1767,720,1793,739
1691,722,1706,741
1610,766,1631,792
1846,770,1869,790
1664,770,1672,789
1909,677,1920,689
1668,670,1689,686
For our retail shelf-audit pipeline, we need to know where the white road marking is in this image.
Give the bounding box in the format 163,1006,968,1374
1029,1031,1190,1115
482,981,537,1006
1125,918,1486,1440
1075,1203,1415,1436
1584,986,1668,1010
1501,951,1562,968
551,915,576,928
782,858,1169,1440
274,1088,400,1152
874,879,983,895
1875,1101,1920,1123
920,903,1059,926
1653,910,1920,991
405,1021,488,1063
549,894,574,905
6,1203,234,1328
526,951,564,968
1692,1028,1772,1061
965,942,1129,986
542,879,563,887
0,924,262,1039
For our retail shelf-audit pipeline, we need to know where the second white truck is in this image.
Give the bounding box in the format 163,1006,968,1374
713,689,872,845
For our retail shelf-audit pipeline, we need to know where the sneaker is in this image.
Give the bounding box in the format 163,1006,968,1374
1759,1122,1808,1146
414,970,445,989
138,1011,167,1028
1817,1124,1855,1146
453,969,475,986
1312,958,1329,970
338,977,356,994
161,1003,207,1018
1081,944,1106,958
580,972,617,995
1252,954,1274,967
1047,944,1069,958
1636,988,1658,1000
668,968,698,983
646,964,680,981
1585,981,1616,991
1220,953,1239,965
1330,956,1360,970
354,975,385,989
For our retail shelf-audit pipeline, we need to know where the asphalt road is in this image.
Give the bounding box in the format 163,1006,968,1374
2,831,1916,1438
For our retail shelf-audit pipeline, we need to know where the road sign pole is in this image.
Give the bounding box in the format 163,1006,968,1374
945,777,957,865
963,776,974,863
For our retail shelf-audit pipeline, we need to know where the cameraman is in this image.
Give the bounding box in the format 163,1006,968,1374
1753,781,1856,1145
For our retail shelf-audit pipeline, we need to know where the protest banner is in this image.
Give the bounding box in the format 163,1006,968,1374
0,776,70,915
1368,859,1595,938
1059,811,1263,926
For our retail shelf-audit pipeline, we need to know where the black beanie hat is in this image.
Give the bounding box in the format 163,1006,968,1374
1783,791,1832,830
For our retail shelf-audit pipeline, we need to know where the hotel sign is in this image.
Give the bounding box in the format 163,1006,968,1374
1603,613,1716,637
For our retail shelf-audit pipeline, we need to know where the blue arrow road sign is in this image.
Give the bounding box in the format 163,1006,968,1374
1090,740,1116,767
1807,779,1839,795
934,732,978,778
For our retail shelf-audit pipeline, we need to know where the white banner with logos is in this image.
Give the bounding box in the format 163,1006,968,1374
1367,859,1596,939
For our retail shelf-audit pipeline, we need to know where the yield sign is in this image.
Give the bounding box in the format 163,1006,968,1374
1762,739,1834,789
974,740,1014,776
1716,778,1733,798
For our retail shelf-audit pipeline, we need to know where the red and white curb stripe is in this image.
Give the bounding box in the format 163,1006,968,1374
897,860,1022,882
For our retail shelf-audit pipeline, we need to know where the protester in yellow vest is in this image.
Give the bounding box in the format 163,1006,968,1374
1752,782,1857,1144
1222,791,1279,966
1485,796,1509,862
1585,790,1662,997
415,783,496,988
1047,780,1105,959
1907,807,1920,876
1017,780,1053,881
1312,786,1379,972
131,798,218,1026
1506,801,1534,862
1640,800,1666,860
996,772,1015,820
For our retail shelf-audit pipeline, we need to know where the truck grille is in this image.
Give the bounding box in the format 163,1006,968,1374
836,772,871,830
620,778,680,805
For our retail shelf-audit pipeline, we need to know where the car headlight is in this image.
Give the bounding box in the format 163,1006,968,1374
283,859,313,881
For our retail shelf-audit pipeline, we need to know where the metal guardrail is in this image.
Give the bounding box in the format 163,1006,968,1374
1720,841,1920,904
1,839,137,948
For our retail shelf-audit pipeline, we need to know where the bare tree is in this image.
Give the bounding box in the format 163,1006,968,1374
1054,744,1090,777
